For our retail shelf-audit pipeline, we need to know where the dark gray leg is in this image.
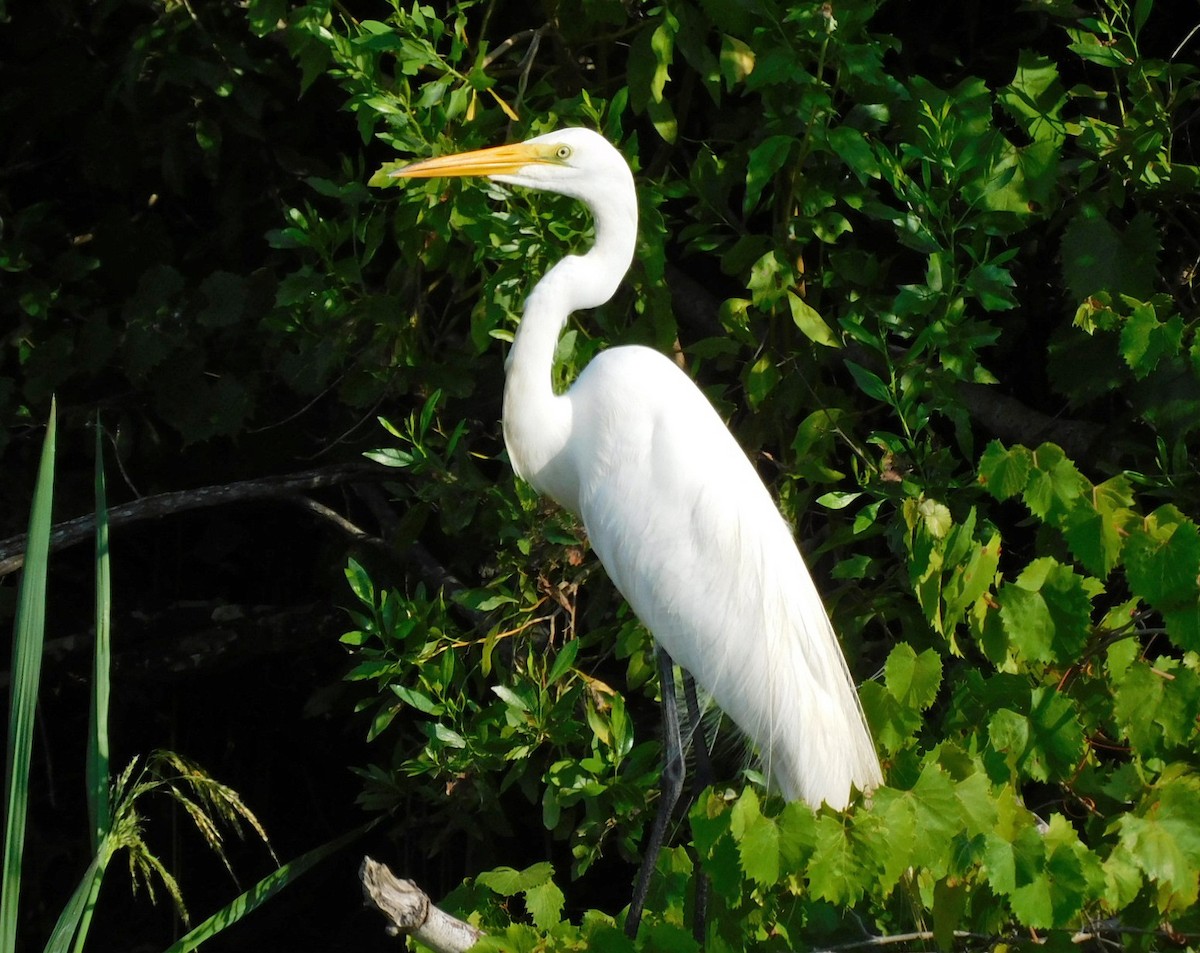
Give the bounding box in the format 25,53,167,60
626,647,686,939
682,671,711,943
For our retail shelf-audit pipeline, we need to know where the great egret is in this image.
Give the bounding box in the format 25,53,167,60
394,127,882,934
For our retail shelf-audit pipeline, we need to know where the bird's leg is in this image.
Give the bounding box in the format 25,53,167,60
626,647,686,939
682,671,711,943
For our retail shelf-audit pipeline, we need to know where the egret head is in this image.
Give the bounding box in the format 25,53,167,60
391,128,633,206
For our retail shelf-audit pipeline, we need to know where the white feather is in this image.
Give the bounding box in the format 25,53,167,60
402,127,881,808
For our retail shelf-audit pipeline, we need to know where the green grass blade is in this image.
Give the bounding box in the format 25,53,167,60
1,400,57,953
88,419,112,849
160,823,373,953
42,846,110,953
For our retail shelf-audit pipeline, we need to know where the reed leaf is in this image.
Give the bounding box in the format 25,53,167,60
1,401,57,953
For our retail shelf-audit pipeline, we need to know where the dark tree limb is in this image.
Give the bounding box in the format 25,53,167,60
360,857,483,953
0,462,382,577
954,381,1104,460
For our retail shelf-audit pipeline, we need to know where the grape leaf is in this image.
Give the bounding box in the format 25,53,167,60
978,441,1032,500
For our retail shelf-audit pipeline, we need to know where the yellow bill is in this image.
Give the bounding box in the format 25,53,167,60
391,141,563,180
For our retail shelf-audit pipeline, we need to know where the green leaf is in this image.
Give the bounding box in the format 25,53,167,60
718,35,755,87
996,557,1095,665
162,824,374,952
787,291,838,347
1061,205,1160,301
41,849,110,953
1124,505,1200,616
478,862,554,896
1024,687,1085,782
844,360,890,403
392,685,440,714
524,880,565,930
432,724,467,748
492,684,529,712
730,789,780,886
868,763,959,880
546,639,580,685
1,402,55,953
1061,474,1135,578
932,878,968,949
943,532,1001,627
978,441,1031,500
1118,300,1184,380
884,643,942,712
1024,443,1087,522
1111,777,1200,912
1112,657,1200,756
744,136,793,213
1010,814,1102,927
826,125,880,180
1065,26,1134,67
89,420,112,851
998,51,1067,146
806,814,869,905
964,261,1017,311
745,355,781,409
988,687,1084,783
344,558,374,605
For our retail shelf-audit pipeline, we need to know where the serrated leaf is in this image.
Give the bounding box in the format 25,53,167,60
1025,687,1085,782
524,880,565,930
1062,474,1135,577
884,643,942,712
1124,505,1200,613
1112,657,1200,756
476,866,524,895
806,815,869,905
988,687,1084,783
984,822,1053,927
477,861,554,896
869,764,958,879
997,557,1093,664
1024,443,1087,522
1061,205,1160,300
724,782,782,878
1119,301,1184,379
737,808,780,887
776,800,816,872
1112,778,1200,912
978,441,1031,500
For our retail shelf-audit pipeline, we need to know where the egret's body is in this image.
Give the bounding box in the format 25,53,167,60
396,123,880,828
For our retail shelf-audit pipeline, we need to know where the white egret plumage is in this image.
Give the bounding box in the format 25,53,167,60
393,127,882,936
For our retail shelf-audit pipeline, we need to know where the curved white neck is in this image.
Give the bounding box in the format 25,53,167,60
501,183,637,509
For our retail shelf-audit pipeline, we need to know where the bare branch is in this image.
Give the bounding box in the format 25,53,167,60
0,462,382,577
360,857,483,953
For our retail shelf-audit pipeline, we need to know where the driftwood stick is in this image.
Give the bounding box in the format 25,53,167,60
360,857,484,953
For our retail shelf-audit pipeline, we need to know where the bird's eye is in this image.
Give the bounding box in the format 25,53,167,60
555,145,572,160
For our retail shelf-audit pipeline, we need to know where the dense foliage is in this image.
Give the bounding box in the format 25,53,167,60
3,0,1199,949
